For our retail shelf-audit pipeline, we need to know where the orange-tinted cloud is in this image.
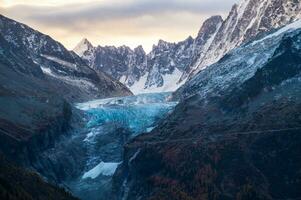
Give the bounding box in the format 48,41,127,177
0,0,237,52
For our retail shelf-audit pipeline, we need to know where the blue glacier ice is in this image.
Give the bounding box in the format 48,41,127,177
76,92,177,135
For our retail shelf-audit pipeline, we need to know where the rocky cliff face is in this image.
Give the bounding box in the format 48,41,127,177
74,0,301,94
73,38,186,94
112,21,301,200
75,40,148,91
184,0,301,78
73,16,222,94
74,16,222,93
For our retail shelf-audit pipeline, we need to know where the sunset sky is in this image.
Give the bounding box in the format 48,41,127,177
0,0,237,52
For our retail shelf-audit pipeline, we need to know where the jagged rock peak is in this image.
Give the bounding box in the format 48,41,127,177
188,0,301,76
156,39,174,49
74,0,301,94
197,15,223,37
184,36,194,42
73,38,94,56
134,45,146,54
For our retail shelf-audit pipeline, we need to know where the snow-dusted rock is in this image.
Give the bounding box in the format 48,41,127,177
175,19,301,100
0,14,131,100
185,0,301,78
73,28,214,94
74,0,301,95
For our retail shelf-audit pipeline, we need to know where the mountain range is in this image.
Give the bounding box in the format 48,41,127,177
74,0,301,94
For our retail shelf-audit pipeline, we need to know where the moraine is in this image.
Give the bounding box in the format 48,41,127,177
65,92,177,200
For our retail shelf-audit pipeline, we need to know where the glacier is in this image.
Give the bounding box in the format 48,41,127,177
68,92,178,200
76,92,177,135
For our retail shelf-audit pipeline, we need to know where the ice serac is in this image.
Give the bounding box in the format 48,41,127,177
113,20,301,200
186,0,301,77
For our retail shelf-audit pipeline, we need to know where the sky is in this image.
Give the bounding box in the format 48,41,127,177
0,0,238,52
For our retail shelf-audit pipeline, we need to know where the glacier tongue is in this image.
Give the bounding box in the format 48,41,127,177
76,92,177,134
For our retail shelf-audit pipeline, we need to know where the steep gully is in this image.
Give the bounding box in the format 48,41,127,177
34,92,178,200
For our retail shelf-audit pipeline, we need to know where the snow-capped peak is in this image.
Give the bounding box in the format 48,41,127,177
73,38,94,56
73,0,301,95
186,0,301,77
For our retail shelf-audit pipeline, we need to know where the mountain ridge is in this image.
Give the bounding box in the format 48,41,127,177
0,14,132,102
74,0,301,94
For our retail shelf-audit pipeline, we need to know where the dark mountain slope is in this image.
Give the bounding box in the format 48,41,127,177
0,14,131,162
0,14,131,199
0,153,78,200
0,33,73,161
113,22,301,200
0,14,132,102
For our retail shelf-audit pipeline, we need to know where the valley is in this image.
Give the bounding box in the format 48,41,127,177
0,0,300,199
38,93,178,200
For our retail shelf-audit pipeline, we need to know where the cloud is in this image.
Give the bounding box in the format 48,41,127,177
2,0,237,25
0,0,238,51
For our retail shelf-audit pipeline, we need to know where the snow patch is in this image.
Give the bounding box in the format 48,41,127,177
41,66,52,75
129,69,184,95
128,73,148,95
82,162,120,179
119,75,127,84
41,54,77,69
41,64,98,91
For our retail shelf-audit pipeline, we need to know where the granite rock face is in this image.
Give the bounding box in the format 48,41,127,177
184,0,301,78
